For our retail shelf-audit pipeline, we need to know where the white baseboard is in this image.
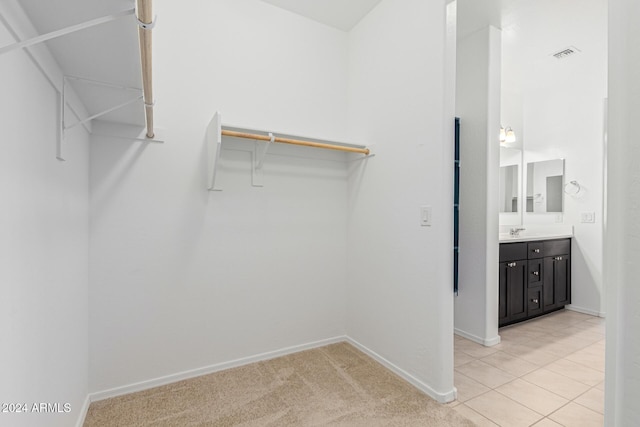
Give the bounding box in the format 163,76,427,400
566,305,606,318
454,328,501,346
90,335,456,406
89,336,346,402
75,394,91,427
345,337,456,403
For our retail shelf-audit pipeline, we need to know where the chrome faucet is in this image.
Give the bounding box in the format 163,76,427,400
510,227,526,237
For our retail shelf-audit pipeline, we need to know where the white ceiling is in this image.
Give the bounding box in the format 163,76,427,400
259,0,384,31
457,0,607,92
457,0,508,39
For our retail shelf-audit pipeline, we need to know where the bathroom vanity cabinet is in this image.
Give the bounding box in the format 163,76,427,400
499,238,571,327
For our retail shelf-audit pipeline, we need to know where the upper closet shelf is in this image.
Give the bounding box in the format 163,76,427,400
0,0,157,160
207,112,372,191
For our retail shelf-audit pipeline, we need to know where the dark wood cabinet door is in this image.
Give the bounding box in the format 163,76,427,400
508,261,528,322
499,262,509,326
543,257,557,311
554,255,571,306
543,254,571,311
499,260,527,326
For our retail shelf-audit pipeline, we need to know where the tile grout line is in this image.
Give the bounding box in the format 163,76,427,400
454,311,604,427
570,384,605,415
456,402,501,426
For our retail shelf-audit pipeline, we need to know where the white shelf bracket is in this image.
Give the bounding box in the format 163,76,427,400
252,144,263,188
252,132,273,187
65,95,143,131
348,146,376,162
0,9,135,57
57,87,65,161
136,15,157,30
207,112,223,191
57,75,147,160
256,132,273,170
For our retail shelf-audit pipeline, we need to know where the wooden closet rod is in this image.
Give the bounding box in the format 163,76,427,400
221,130,370,155
136,0,154,138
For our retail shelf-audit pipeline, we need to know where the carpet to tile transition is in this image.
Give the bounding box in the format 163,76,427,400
84,343,474,426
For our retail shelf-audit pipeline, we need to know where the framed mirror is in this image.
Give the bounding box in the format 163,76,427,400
499,165,519,213
526,159,564,213
500,146,522,216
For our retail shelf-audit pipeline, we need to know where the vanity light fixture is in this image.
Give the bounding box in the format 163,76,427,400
505,128,516,143
500,126,516,144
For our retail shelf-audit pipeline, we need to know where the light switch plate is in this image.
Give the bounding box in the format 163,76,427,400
420,206,432,226
581,212,596,223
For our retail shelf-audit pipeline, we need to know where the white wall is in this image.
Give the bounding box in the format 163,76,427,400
454,26,501,346
90,0,459,403
0,5,90,427
88,0,350,395
499,84,524,230
520,48,607,316
502,0,607,317
346,0,457,401
605,0,640,424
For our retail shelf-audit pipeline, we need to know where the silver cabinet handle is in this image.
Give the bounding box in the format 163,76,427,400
531,298,539,304
533,249,540,253
555,256,563,261
508,262,517,267
532,271,539,276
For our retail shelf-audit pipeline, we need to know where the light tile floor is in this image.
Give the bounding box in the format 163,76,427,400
451,310,605,427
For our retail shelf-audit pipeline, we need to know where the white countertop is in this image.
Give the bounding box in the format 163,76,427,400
499,232,574,243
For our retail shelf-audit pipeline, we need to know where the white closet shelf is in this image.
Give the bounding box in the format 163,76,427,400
207,112,372,191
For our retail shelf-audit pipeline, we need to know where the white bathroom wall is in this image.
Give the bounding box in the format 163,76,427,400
88,0,351,395
605,0,640,423
515,0,607,316
0,5,90,427
498,89,525,225
499,88,524,229
346,0,457,401
454,26,501,345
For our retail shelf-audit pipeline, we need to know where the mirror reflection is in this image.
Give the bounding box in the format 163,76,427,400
499,165,519,213
526,159,564,213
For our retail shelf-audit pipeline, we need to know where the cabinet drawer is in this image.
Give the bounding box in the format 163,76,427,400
500,242,527,262
528,242,544,259
528,286,543,317
528,259,543,286
544,239,571,257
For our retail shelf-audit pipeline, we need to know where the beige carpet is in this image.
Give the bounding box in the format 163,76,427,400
84,343,474,426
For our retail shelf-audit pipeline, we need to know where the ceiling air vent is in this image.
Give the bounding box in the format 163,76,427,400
552,46,581,59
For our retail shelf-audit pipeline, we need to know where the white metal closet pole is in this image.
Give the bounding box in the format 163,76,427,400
136,0,155,138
